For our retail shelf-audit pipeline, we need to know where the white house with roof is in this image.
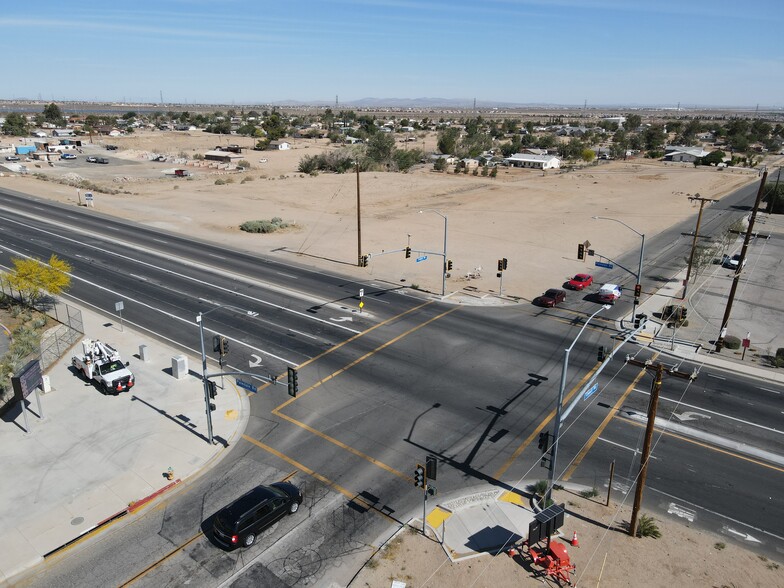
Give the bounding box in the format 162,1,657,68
663,145,710,163
504,153,561,170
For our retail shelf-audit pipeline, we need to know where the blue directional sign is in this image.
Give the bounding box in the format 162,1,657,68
236,378,257,393
416,255,428,262
595,261,614,269
583,382,599,400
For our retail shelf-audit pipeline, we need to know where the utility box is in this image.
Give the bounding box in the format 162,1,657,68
172,355,188,380
139,344,149,362
41,375,52,393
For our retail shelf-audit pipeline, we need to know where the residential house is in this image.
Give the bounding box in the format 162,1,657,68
268,140,291,150
504,153,562,170
663,145,710,163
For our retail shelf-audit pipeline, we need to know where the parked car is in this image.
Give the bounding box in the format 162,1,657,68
96,157,109,164
60,153,77,160
722,253,746,269
105,144,118,150
86,156,98,163
597,283,622,304
212,483,303,549
567,273,593,290
533,288,566,308
5,155,20,161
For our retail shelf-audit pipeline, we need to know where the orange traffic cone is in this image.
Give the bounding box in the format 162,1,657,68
571,531,580,547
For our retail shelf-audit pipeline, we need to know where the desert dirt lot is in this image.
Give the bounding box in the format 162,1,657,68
351,488,783,587
1,132,781,585
1,131,761,302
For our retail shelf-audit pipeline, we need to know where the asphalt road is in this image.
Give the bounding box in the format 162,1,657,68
2,181,782,586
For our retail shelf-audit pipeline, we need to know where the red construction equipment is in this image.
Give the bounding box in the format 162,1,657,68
528,541,575,586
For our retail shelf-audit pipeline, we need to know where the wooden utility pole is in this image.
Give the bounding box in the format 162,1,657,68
626,358,696,536
683,194,719,300
715,169,768,352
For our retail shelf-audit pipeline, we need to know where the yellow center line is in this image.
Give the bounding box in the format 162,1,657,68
265,306,461,482
614,417,784,474
273,299,439,410
562,357,656,481
494,363,601,479
242,435,398,522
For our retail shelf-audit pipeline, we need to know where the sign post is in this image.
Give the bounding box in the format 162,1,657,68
115,301,125,332
359,288,364,313
741,332,751,360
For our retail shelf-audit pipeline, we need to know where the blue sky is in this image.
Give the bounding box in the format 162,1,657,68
2,0,782,107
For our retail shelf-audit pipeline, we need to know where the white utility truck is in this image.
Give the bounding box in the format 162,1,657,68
71,339,135,394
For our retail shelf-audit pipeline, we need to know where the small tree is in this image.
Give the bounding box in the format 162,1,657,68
433,157,447,172
581,148,596,163
6,255,71,307
42,102,65,126
2,112,29,136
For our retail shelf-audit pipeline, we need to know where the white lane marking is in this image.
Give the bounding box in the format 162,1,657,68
633,388,783,435
330,317,354,322
207,253,225,259
129,274,148,282
153,238,168,243
60,280,298,366
0,216,362,335
598,437,658,459
276,272,298,279
673,411,710,422
759,387,781,395
249,354,263,367
667,503,696,522
707,373,726,380
650,486,784,542
724,527,761,543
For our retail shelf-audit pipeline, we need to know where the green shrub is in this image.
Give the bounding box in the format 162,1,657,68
239,218,289,234
636,514,661,538
238,160,250,168
723,335,741,350
532,480,548,496
214,178,227,185
714,542,726,550
580,487,599,499
776,348,784,360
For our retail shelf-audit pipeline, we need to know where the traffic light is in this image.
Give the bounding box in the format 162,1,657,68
405,246,411,259
447,260,453,271
497,259,504,272
538,431,550,452
219,336,229,356
426,455,438,481
502,258,508,270
207,379,217,399
634,315,641,329
634,283,642,298
681,307,687,320
598,346,605,362
414,464,426,488
577,243,585,260
212,335,221,353
359,254,369,267
287,366,299,397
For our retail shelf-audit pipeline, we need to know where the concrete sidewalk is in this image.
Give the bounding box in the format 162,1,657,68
0,305,247,584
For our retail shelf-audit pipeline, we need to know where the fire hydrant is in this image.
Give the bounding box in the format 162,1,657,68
165,467,174,481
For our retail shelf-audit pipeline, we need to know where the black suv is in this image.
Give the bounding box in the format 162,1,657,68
212,482,303,548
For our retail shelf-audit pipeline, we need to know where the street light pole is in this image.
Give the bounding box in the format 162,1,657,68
419,209,448,296
593,216,645,327
546,304,611,503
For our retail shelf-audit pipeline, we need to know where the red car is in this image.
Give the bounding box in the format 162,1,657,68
533,288,566,308
567,273,593,290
